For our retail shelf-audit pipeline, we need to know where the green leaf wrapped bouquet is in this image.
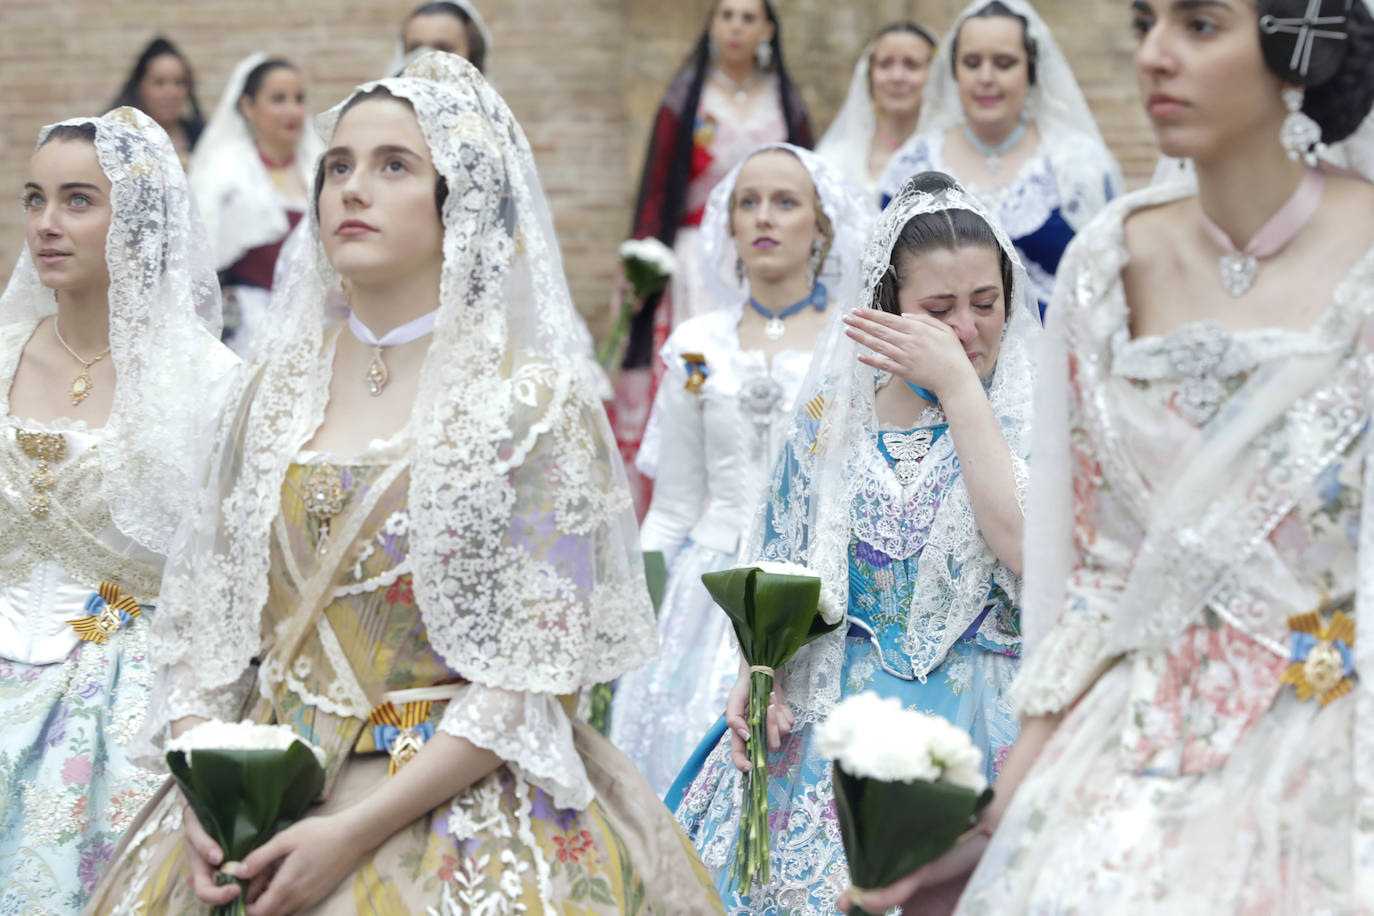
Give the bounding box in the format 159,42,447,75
816,692,994,916
598,237,677,367
701,561,844,892
166,720,327,915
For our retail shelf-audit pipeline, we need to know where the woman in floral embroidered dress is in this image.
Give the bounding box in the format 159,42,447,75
670,170,1037,916
608,0,812,514
878,0,1122,319
0,109,236,913
88,53,722,915
851,2,1374,914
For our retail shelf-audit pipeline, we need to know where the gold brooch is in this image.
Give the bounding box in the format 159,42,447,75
682,353,709,393
368,699,435,775
67,582,142,644
16,429,66,518
1280,605,1355,706
301,462,347,555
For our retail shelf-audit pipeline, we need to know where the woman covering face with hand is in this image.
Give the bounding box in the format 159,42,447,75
88,53,723,916
0,108,236,914
879,0,1122,319
671,170,1035,916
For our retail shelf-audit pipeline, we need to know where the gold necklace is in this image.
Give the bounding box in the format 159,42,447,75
53,320,110,406
15,429,67,518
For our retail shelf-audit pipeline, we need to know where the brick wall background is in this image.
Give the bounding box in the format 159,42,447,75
0,0,1154,334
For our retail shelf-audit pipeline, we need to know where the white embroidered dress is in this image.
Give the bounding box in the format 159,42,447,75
958,182,1374,913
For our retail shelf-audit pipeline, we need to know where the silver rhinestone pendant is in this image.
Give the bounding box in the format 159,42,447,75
764,317,785,341
1219,254,1258,298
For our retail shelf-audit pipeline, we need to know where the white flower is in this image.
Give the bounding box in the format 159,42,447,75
816,692,986,792
167,720,327,767
752,560,843,625
618,237,677,276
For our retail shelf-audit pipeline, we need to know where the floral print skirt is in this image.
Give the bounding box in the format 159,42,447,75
0,627,161,914
673,634,1019,916
957,642,1373,915
87,724,724,915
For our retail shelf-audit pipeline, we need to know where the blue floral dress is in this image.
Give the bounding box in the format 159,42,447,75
671,418,1021,916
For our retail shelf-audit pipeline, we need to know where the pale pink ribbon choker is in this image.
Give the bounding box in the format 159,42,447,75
1198,167,1325,297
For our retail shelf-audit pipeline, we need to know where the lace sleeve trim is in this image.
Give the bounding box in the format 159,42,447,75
1007,613,1115,717
437,684,594,811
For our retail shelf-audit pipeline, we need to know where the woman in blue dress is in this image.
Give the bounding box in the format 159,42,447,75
878,0,1121,319
671,169,1038,915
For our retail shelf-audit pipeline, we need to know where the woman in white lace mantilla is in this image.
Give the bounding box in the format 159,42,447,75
853,2,1374,913
607,143,871,796
0,108,237,914
878,0,1122,319
89,52,723,916
671,170,1036,916
190,53,323,359
816,21,938,209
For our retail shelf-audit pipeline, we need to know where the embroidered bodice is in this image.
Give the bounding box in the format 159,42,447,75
0,420,162,667
638,308,814,559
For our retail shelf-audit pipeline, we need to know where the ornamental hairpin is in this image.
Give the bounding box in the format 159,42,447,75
1259,0,1350,78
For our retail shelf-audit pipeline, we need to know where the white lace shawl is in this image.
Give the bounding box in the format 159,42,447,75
0,107,238,556
881,0,1123,232
188,52,324,272
145,54,658,720
740,177,1039,724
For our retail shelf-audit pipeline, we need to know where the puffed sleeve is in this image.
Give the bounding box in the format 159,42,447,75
637,350,707,563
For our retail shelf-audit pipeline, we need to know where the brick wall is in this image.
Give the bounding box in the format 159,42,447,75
0,0,1155,334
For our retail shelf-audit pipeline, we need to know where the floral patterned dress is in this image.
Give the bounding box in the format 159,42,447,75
88,453,725,915
673,414,1020,916
958,184,1374,913
0,419,163,914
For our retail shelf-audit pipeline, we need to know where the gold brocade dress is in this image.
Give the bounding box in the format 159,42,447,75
88,457,724,915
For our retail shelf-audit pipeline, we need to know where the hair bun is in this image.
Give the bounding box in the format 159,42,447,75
1260,0,1374,143
904,170,959,196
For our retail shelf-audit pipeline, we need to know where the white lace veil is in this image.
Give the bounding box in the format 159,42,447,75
742,173,1039,723
384,1,494,77
188,52,324,271
698,142,874,320
815,47,881,199
898,0,1122,229
0,107,237,554
147,53,657,711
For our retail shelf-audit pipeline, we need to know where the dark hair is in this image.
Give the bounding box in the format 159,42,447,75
312,86,450,223
874,171,1014,315
40,122,99,147
109,36,205,141
868,21,938,93
406,2,487,74
1258,0,1374,143
622,0,812,368
951,1,1038,86
241,59,298,104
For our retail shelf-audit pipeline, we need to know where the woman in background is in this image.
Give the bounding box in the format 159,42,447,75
109,36,205,165
190,53,322,359
609,0,812,514
817,22,938,208
385,1,493,76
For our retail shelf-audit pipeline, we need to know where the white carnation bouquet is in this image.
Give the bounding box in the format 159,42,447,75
701,560,844,891
816,693,993,916
599,236,677,366
167,721,327,915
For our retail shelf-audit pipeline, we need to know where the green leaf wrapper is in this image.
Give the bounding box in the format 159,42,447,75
831,762,994,916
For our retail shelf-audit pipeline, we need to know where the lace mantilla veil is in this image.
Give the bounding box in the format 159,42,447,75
895,0,1123,230
189,52,324,272
814,47,881,200
741,174,1039,724
141,52,657,746
0,107,236,555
